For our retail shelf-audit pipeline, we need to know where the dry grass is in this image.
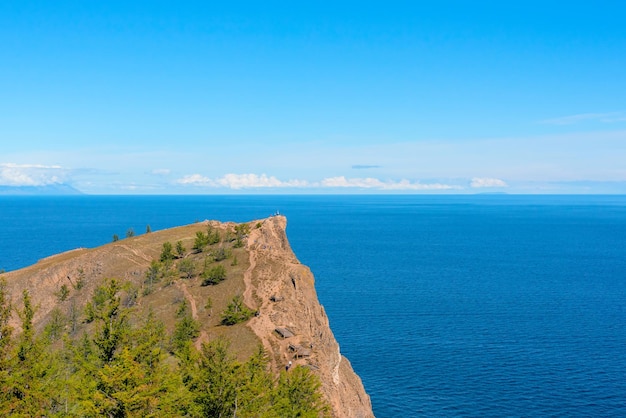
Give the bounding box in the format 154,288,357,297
4,220,261,361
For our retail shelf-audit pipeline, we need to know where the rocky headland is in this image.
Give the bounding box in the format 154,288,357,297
3,215,373,417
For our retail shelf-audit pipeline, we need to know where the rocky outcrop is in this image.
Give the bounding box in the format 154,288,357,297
244,216,373,417
3,217,374,417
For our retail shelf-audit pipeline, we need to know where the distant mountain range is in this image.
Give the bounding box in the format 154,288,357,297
0,184,83,195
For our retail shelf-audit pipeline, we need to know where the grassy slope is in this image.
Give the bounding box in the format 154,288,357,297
5,220,261,361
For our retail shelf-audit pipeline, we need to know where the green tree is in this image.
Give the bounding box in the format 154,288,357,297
160,241,175,263
170,301,200,354
146,224,152,233
0,278,14,412
178,258,195,279
130,314,196,417
44,307,67,342
273,366,330,417
201,264,227,286
16,290,35,362
233,223,250,248
126,228,135,238
55,283,71,302
144,260,161,291
220,295,254,326
76,311,194,417
74,267,86,290
112,234,119,242
212,247,230,262
192,338,239,417
2,290,61,416
235,346,275,417
0,278,12,367
68,299,80,335
176,240,186,258
207,225,221,245
86,279,128,363
193,231,209,253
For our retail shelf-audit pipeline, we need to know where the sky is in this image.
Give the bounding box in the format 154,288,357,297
1,1,625,194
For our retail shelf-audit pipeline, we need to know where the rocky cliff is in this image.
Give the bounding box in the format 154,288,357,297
244,216,373,417
3,216,373,417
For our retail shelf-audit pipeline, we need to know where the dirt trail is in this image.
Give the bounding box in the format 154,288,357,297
176,280,209,350
243,228,283,370
118,244,152,263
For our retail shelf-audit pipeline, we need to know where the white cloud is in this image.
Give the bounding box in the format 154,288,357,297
470,177,508,188
176,173,307,189
177,173,460,190
176,174,215,186
321,176,385,188
215,173,308,189
175,173,459,191
321,176,458,190
0,163,68,186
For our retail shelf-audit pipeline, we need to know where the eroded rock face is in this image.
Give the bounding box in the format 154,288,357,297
3,217,374,417
244,216,374,418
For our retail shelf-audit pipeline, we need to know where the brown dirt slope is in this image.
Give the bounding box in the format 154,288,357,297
3,217,374,417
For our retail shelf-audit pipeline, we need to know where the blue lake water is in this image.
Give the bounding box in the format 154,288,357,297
1,195,626,417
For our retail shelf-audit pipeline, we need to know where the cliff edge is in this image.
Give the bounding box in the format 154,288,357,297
2,216,374,417
244,216,373,417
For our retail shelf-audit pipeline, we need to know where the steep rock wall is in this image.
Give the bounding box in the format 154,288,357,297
244,216,373,417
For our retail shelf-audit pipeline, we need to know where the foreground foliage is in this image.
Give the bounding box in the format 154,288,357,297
0,278,329,417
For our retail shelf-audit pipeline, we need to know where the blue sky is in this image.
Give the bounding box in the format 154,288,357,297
1,1,625,194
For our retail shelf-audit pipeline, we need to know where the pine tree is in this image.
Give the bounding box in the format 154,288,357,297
170,301,200,354
273,366,330,417
220,295,254,325
235,346,275,417
87,279,128,363
160,242,175,263
2,290,62,416
0,278,12,368
192,338,240,417
176,240,186,258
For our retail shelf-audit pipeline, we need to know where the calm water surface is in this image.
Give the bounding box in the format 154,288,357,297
1,195,626,417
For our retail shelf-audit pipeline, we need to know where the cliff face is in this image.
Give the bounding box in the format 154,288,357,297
244,216,373,417
3,217,373,417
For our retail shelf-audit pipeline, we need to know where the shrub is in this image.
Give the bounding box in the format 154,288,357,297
193,231,209,252
220,295,254,325
178,258,195,279
233,223,250,248
160,241,175,262
171,301,200,353
212,247,230,262
55,284,70,302
176,241,186,257
201,264,227,286
74,268,85,290
145,260,161,286
207,225,221,245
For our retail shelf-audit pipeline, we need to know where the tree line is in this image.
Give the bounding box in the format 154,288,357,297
0,277,329,417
